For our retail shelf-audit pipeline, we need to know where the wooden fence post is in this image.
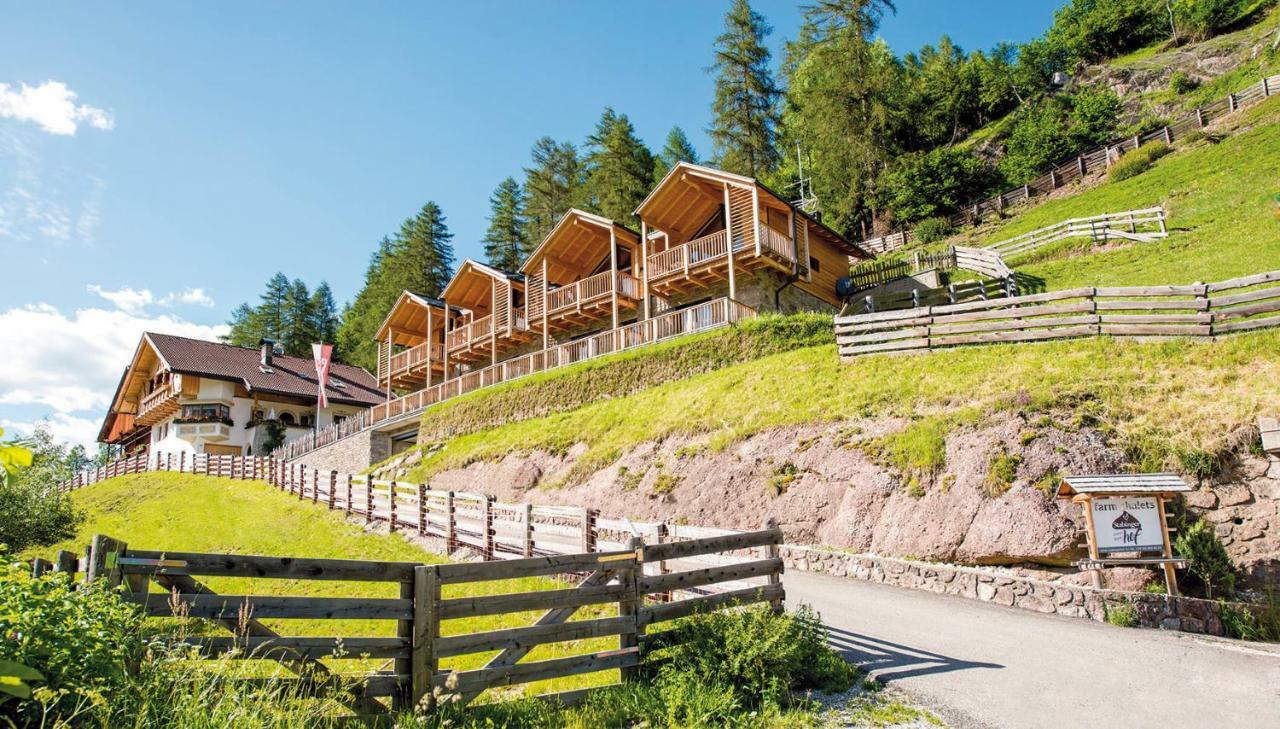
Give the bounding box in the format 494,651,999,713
1163,126,1172,144
1228,93,1237,112
411,565,440,711
54,550,77,575
417,483,428,536
31,559,49,577
1077,155,1086,176
388,481,398,532
1196,107,1206,127
445,492,457,552
328,471,337,509
1264,76,1272,97
482,496,494,560
312,469,319,504
345,474,353,515
522,503,534,558
619,535,642,681
365,479,373,524
581,508,597,553
764,518,783,613
393,573,415,712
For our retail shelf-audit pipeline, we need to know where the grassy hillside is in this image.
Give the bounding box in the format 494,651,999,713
33,473,617,697
964,95,1280,289
404,327,1280,486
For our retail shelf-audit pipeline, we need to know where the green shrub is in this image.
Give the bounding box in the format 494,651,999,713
1169,70,1200,94
913,216,954,244
0,557,142,726
1175,519,1236,598
1176,0,1247,41
656,604,858,709
1069,86,1123,149
983,450,1022,496
1000,99,1077,185
0,478,81,553
1219,592,1280,642
1105,600,1140,627
1108,141,1172,182
879,147,1003,223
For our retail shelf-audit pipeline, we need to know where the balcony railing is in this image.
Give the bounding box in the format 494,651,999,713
137,379,178,424
647,225,796,281
388,340,445,376
445,308,528,352
546,271,642,314
275,297,757,461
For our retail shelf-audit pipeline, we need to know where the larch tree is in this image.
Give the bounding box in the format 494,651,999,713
708,0,782,178
482,177,530,271
523,137,587,246
584,107,654,224
783,0,898,237
651,125,700,183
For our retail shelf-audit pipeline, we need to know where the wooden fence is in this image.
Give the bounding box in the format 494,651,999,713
985,207,1167,258
847,245,1011,296
59,454,766,595
32,526,783,718
836,270,1280,358
857,73,1280,255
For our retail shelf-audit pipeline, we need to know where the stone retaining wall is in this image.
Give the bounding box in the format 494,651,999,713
781,545,1232,636
289,428,390,475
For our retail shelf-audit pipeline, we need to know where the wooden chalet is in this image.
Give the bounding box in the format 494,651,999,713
522,208,643,347
374,291,462,395
635,162,869,311
442,260,532,365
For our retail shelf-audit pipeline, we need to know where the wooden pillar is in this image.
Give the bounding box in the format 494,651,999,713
1079,496,1104,590
1156,497,1180,597
490,281,498,367
609,228,620,331
417,483,428,536
619,534,642,681
482,496,494,560
640,221,650,320
522,503,534,558
411,565,440,711
764,517,783,613
542,258,550,348
388,481,398,532
723,184,737,302
385,330,393,402
442,299,452,382
425,306,434,389
445,491,456,552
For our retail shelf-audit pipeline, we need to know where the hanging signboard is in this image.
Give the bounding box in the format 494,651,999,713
1090,496,1164,553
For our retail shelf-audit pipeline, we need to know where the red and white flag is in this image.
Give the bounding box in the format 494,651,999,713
313,343,333,409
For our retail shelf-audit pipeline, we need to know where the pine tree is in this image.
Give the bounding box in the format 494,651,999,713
308,282,340,344
280,279,316,357
482,177,530,270
652,126,700,182
336,237,396,370
584,107,655,224
523,137,587,246
258,272,292,342
708,0,782,178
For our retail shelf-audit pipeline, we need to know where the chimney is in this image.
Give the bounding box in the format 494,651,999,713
259,339,276,369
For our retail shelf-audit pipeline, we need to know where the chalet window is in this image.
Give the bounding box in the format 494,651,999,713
809,256,820,272
279,412,295,425
178,403,231,425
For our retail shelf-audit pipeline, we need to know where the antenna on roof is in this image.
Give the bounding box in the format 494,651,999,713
790,143,819,215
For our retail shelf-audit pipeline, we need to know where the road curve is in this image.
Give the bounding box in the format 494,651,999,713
784,570,1280,729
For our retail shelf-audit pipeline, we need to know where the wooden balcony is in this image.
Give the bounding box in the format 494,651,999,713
136,379,179,427
380,340,446,390
445,307,532,362
542,271,642,330
646,225,797,296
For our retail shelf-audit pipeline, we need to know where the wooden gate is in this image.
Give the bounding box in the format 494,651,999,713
45,523,784,718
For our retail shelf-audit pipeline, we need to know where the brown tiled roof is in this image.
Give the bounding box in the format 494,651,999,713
145,333,383,407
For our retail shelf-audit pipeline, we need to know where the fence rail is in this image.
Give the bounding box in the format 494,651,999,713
276,297,756,461
857,73,1280,254
33,521,782,717
985,207,1167,258
836,270,1280,358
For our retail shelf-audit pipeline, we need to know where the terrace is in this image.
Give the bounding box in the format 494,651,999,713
375,292,456,392
442,260,533,365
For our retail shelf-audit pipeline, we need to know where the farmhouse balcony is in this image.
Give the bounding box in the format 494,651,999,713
380,340,446,391
445,307,531,362
646,225,797,296
541,270,642,330
136,377,179,427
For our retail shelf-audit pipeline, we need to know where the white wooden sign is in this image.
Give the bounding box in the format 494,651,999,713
1090,497,1163,553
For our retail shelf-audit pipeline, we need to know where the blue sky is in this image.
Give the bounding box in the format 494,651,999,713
0,1,1059,448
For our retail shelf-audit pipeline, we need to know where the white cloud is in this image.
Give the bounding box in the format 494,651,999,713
89,284,217,313
1,413,101,452
0,302,228,418
0,81,114,136
87,284,153,314
159,287,215,308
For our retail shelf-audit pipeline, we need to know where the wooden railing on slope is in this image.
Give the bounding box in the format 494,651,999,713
835,270,1280,358
276,297,756,461
985,207,1167,258
39,524,782,717
857,73,1280,254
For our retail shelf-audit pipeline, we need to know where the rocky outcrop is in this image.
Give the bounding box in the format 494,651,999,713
372,414,1279,587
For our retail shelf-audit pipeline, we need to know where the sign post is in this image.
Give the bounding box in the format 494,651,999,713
1056,474,1190,595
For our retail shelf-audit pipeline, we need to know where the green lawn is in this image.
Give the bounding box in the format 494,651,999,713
32,472,618,699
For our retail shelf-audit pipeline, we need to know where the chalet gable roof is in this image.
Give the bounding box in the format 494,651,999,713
374,290,462,344
1055,473,1191,499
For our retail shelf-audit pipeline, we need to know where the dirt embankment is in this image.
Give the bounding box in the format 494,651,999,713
376,414,1279,586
